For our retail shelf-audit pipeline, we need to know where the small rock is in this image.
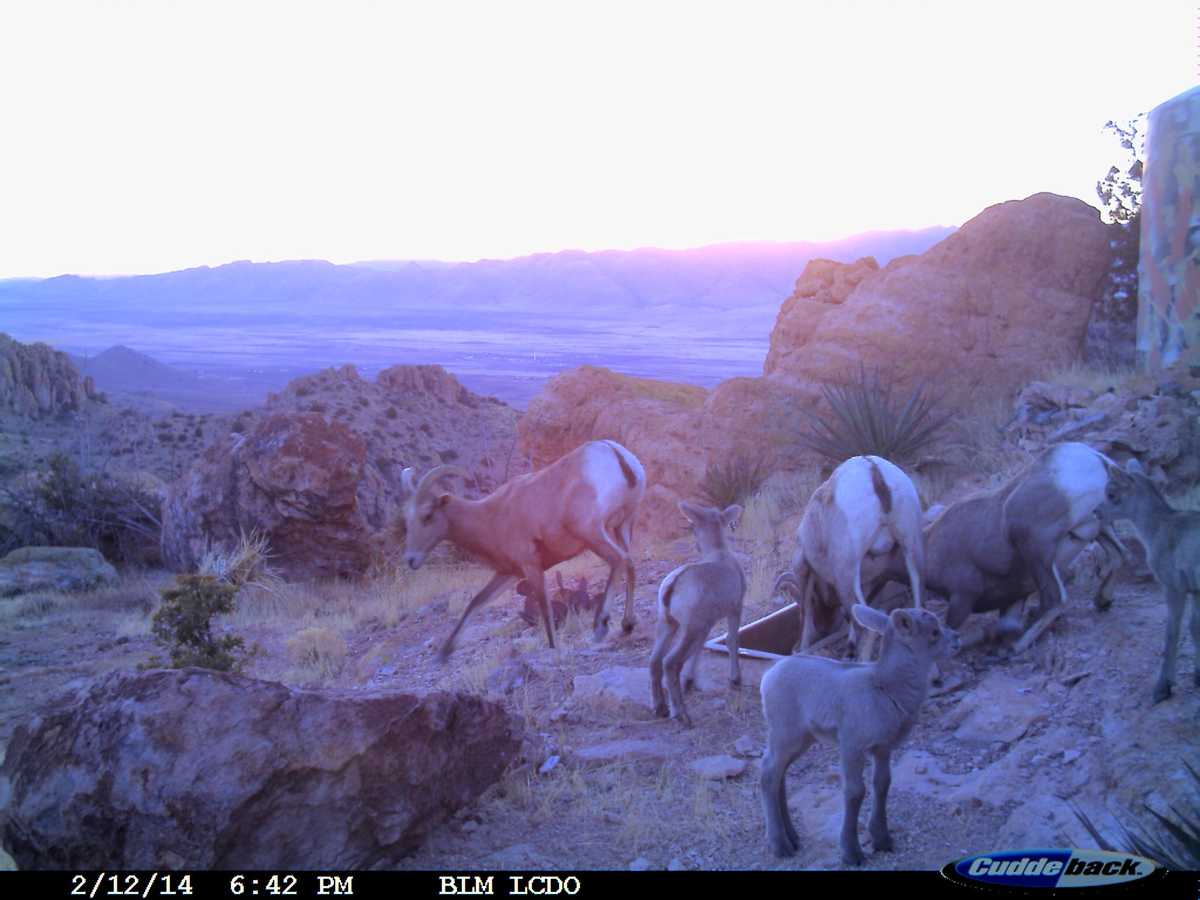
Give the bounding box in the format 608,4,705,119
538,755,560,775
460,819,478,833
691,755,748,780
1062,750,1082,765
629,857,653,871
733,735,761,758
668,858,686,871
574,739,674,766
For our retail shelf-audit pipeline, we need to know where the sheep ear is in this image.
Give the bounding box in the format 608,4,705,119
722,505,743,529
1125,458,1145,476
679,501,700,521
851,604,889,634
891,608,915,634
435,493,451,508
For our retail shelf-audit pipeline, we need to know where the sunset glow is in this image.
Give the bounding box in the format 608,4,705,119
0,0,1193,278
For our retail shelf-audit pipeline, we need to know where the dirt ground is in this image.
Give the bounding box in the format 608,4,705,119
2,533,1196,872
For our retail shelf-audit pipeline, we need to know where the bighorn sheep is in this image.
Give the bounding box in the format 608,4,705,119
1101,460,1200,702
400,439,646,659
760,604,958,865
649,501,745,728
875,442,1127,652
775,455,925,659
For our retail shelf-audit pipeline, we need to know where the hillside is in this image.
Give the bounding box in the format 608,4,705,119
68,346,260,413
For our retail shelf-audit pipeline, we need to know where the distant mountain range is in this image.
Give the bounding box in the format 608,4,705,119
0,227,954,323
0,226,956,409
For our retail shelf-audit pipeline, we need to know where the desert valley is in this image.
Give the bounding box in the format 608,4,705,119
1,190,1197,874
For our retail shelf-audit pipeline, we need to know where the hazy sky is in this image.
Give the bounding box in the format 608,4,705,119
0,1,1193,278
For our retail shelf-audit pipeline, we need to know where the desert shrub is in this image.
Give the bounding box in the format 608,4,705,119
699,455,768,508
386,406,398,419
286,626,347,680
0,453,162,562
1073,761,1200,871
797,366,950,465
151,574,245,671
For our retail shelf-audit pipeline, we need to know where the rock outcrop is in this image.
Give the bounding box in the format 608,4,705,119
0,668,523,869
162,364,519,579
764,193,1113,403
0,333,99,418
0,547,118,597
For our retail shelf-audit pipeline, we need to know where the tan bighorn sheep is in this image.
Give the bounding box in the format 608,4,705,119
1101,459,1200,702
775,455,925,660
649,501,745,728
760,604,958,865
400,439,646,659
874,442,1127,652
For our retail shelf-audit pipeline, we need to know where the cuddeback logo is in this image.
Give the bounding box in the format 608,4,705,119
941,848,1164,892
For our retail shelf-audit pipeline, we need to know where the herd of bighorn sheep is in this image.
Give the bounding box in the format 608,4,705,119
398,438,1196,866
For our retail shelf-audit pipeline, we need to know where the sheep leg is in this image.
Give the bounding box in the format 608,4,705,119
1093,528,1125,611
664,624,709,728
438,573,517,661
726,609,742,687
616,518,638,635
648,617,675,718
683,644,701,692
868,747,894,852
762,733,811,856
902,543,923,610
1011,561,1067,655
520,567,558,650
585,529,632,642
839,746,868,866
1153,587,1186,703
1190,594,1200,688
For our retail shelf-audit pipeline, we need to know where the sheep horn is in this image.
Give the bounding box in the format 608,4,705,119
415,465,471,498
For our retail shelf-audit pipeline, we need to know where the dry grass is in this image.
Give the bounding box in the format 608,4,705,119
285,626,349,681
1042,360,1138,395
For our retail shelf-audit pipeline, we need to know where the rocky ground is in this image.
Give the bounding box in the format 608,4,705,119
1,519,1195,871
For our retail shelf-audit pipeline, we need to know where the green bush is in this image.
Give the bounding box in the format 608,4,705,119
797,366,949,465
151,574,245,671
699,455,768,508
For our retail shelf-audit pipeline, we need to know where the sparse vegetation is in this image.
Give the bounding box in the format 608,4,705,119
797,366,950,465
150,574,245,671
0,452,162,562
699,454,768,508
1074,761,1200,871
198,530,280,593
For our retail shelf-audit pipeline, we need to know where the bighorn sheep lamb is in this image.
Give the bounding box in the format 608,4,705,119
775,455,925,659
875,441,1127,652
400,439,646,659
649,501,745,728
1101,460,1200,703
760,604,958,865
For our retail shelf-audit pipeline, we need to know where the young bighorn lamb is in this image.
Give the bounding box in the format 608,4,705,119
1101,460,1200,703
874,442,1127,652
649,502,745,728
400,439,646,659
760,604,958,865
775,455,925,660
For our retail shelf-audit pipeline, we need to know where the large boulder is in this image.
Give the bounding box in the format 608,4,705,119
0,333,99,418
0,547,118,597
162,364,519,579
0,668,523,869
764,193,1113,403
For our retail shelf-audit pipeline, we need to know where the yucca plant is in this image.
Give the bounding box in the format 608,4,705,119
1072,761,1200,871
198,529,282,594
699,455,769,508
798,365,951,465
